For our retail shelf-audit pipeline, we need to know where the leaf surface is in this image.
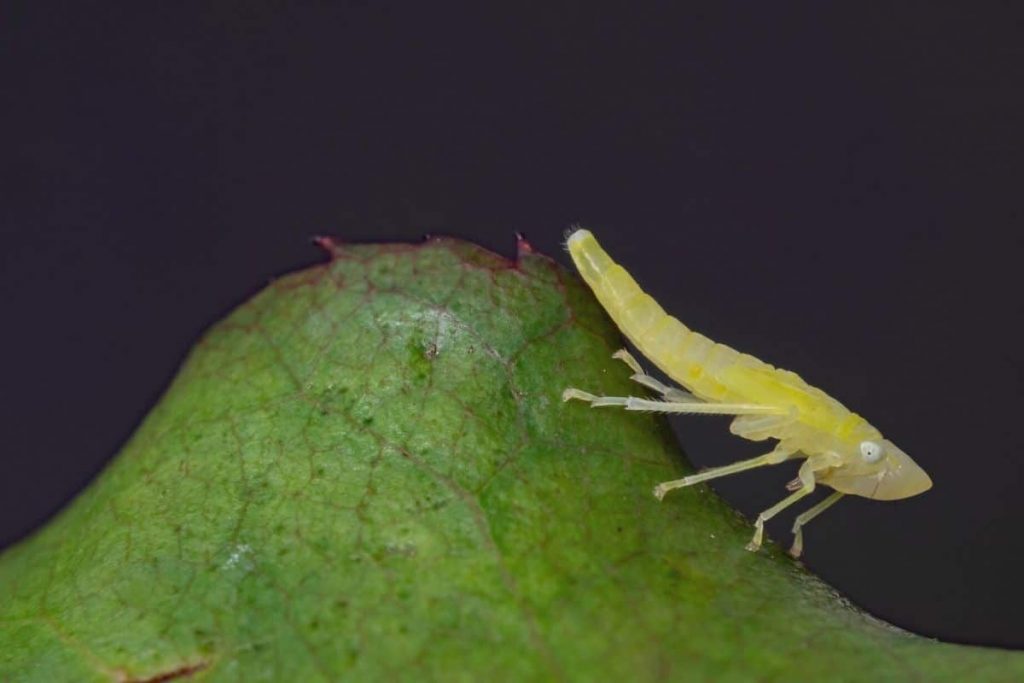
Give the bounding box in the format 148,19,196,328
1,237,1020,681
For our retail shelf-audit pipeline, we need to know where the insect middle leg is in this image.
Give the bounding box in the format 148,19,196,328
652,447,793,501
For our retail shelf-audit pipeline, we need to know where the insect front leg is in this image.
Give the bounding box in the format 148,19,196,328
789,491,844,558
746,461,818,552
652,447,794,501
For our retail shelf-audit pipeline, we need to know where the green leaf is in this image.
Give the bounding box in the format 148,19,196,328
1,237,1020,682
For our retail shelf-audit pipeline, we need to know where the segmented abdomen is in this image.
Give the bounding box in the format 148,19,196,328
567,229,755,401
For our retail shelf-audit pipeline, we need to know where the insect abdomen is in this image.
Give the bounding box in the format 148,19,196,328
567,229,740,400
567,230,682,337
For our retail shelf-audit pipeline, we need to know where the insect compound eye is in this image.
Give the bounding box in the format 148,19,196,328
859,440,884,463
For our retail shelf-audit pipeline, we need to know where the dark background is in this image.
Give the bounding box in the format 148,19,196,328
2,2,1022,648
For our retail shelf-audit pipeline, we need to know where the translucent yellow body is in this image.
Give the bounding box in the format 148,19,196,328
563,229,932,555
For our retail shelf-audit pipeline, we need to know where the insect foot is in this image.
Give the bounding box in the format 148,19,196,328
745,522,766,553
562,388,631,408
611,348,644,374
652,482,671,501
652,478,695,501
562,388,596,403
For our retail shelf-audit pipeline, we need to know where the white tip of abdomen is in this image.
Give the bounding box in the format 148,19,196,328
566,228,593,248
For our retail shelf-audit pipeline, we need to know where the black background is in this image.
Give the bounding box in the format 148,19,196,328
3,2,1022,649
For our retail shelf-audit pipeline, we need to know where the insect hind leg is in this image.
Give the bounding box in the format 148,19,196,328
746,461,816,552
612,349,697,402
561,348,697,408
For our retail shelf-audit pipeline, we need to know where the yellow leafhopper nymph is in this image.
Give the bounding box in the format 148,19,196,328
562,229,932,557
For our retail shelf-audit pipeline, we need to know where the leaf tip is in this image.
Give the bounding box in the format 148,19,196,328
515,231,535,259
311,235,342,258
